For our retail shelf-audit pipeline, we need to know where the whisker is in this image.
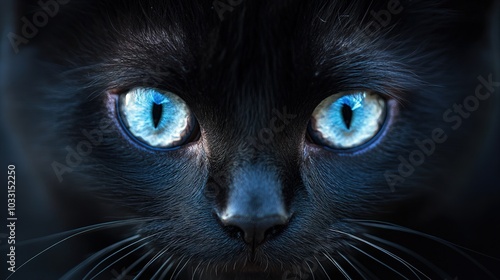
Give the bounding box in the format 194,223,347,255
233,257,240,271
150,255,174,280
7,219,150,280
344,253,380,280
352,219,499,279
16,218,150,247
338,252,368,280
304,259,315,280
88,236,158,280
204,259,213,278
264,254,269,272
314,255,331,280
296,261,303,279
198,264,205,280
133,247,170,280
115,248,155,280
170,255,185,280
353,220,500,260
331,229,429,279
61,234,140,280
363,233,451,279
323,252,352,280
349,244,410,279
277,258,284,270
191,261,202,280
242,257,247,270
172,256,192,280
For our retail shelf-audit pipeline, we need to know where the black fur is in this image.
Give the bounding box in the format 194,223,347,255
2,0,500,279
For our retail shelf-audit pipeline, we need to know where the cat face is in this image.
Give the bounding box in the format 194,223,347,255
3,0,499,279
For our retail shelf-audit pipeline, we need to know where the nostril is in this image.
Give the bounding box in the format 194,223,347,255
217,213,291,246
221,224,245,240
264,223,288,239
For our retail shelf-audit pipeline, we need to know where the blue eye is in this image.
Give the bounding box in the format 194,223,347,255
308,91,387,150
118,88,196,148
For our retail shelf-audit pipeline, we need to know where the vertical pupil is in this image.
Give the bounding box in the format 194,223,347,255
152,103,163,128
341,104,353,129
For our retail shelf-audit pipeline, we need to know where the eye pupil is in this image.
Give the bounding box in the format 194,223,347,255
341,104,353,129
152,103,163,128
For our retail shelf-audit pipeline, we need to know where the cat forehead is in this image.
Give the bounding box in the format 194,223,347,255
43,0,434,106
63,0,392,60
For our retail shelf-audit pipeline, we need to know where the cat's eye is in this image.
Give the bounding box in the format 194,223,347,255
308,91,387,150
118,88,197,148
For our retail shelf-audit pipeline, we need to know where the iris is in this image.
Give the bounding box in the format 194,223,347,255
309,91,386,149
118,88,194,148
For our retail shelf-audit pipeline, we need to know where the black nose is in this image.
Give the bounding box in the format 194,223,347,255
219,211,289,245
215,165,291,246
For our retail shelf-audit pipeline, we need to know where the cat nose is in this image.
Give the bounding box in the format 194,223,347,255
215,165,291,246
218,206,290,245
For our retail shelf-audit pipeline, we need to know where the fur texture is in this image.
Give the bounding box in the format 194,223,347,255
2,0,500,279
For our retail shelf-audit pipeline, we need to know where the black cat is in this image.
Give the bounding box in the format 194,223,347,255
1,0,500,279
